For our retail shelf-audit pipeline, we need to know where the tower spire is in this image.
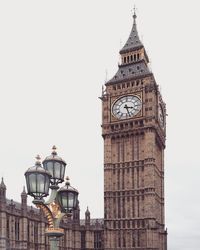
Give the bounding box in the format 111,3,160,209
106,8,150,86
133,5,137,24
120,8,142,54
21,185,27,209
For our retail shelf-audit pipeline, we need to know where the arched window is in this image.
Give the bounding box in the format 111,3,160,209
131,55,133,61
34,222,38,244
118,233,121,247
6,216,9,238
27,222,30,242
15,218,20,241
122,198,125,218
118,197,121,218
123,236,126,247
132,236,136,247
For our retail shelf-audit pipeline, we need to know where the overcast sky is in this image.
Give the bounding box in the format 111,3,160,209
0,1,200,249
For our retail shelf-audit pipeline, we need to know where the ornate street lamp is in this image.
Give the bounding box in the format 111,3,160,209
24,147,79,250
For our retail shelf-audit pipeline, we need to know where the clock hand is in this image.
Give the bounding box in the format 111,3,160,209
127,109,131,117
124,104,131,117
124,104,133,109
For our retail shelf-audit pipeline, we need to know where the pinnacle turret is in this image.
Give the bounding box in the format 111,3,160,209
85,206,90,215
85,206,90,226
21,186,27,196
0,177,6,202
21,186,27,211
0,177,6,190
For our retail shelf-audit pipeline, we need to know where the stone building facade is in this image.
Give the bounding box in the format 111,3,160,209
0,179,104,250
0,11,167,250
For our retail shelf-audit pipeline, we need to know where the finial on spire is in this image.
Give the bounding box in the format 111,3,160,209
133,5,137,24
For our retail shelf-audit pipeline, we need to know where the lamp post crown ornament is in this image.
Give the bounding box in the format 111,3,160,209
35,154,41,165
65,176,70,185
52,145,57,155
24,146,79,250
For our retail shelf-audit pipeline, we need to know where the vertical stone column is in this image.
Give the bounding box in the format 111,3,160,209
38,221,46,250
20,187,28,250
0,178,7,249
19,217,28,249
74,229,81,249
66,228,73,250
0,212,6,250
104,230,110,250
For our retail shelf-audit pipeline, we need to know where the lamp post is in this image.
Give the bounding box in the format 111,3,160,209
24,146,79,250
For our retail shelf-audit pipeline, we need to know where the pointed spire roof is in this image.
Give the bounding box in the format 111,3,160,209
120,9,143,54
85,206,90,215
106,9,151,86
0,177,6,190
21,186,27,196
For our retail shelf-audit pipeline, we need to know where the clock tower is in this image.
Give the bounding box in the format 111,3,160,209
101,11,167,250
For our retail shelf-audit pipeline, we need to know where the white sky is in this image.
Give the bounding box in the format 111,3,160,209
0,1,200,249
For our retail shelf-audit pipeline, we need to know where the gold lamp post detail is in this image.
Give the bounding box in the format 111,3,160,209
24,147,79,250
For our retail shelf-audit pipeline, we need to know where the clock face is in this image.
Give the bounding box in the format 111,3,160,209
112,95,142,120
159,104,165,128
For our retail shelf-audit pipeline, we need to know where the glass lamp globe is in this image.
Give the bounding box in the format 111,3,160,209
57,177,79,213
43,146,66,187
25,155,51,202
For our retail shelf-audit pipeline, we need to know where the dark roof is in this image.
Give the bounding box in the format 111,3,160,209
6,198,39,212
106,13,152,86
80,218,104,226
120,14,142,54
107,60,151,85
